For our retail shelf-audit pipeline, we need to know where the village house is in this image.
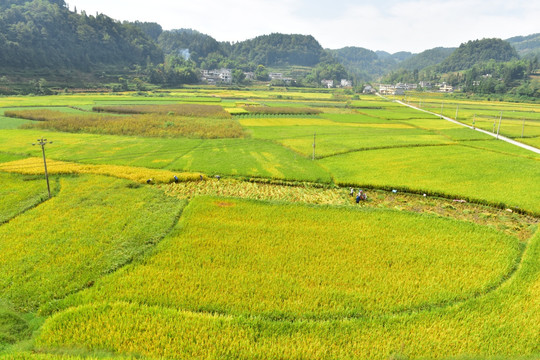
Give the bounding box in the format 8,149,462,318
363,85,375,94
439,82,453,93
378,84,404,96
269,73,284,80
201,69,232,84
340,79,352,88
321,79,334,88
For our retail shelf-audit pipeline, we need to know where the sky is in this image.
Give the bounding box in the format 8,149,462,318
65,0,539,54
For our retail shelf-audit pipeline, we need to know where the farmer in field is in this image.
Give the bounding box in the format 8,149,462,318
350,187,354,197
357,189,367,201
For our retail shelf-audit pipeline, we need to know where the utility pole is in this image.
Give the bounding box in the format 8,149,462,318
33,138,52,198
496,112,502,139
472,114,476,129
522,118,525,138
455,105,459,121
440,102,444,118
312,132,316,160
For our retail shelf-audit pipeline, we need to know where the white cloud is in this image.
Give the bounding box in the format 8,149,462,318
66,0,540,53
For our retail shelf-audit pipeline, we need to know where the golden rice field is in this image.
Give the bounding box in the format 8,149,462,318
0,157,204,184
54,196,522,319
0,89,539,360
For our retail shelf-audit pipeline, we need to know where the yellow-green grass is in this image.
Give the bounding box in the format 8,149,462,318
519,136,540,149
276,127,452,157
356,107,439,120
0,93,220,108
0,172,49,224
0,129,204,169
34,203,540,360
0,175,185,312
322,112,397,124
239,117,413,128
402,118,496,141
0,158,204,184
162,138,331,182
0,130,330,182
320,144,540,214
55,196,521,320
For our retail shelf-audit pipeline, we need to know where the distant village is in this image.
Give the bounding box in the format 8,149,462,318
200,68,352,88
200,68,454,93
375,82,454,95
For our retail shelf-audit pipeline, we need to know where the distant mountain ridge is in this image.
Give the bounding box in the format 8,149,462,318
506,33,540,58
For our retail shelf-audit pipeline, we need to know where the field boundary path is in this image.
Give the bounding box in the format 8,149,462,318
378,93,540,155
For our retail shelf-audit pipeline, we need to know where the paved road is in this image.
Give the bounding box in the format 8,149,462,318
387,96,540,155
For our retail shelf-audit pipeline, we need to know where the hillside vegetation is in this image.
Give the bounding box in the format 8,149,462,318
0,0,162,70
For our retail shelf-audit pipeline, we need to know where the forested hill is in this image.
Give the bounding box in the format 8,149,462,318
226,33,328,67
157,29,225,65
397,47,456,71
506,33,540,58
437,38,519,73
0,0,163,70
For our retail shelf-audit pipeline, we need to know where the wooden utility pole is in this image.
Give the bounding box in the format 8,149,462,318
33,138,52,198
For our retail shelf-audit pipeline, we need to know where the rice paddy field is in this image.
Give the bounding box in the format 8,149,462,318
0,88,539,359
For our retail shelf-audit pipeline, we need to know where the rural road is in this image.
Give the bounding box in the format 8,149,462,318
378,93,540,155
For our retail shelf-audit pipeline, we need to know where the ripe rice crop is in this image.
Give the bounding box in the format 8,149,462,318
160,179,537,240
0,175,185,312
0,157,204,184
6,110,246,139
56,197,521,320
92,104,231,119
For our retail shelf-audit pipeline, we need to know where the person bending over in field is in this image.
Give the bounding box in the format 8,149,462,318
357,189,367,201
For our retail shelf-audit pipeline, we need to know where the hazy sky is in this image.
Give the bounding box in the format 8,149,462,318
65,0,539,53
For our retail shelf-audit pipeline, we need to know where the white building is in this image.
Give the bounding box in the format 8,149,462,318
439,83,453,93
269,73,283,80
321,79,334,88
340,79,352,88
201,69,232,84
